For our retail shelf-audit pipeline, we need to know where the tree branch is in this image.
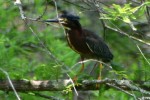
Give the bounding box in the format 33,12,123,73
1,79,150,95
105,25,150,46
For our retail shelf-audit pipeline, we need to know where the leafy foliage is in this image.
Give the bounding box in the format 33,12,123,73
0,0,150,100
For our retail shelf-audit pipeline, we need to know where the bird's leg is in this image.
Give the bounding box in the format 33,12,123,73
98,63,103,80
79,60,84,73
78,56,84,75
96,63,103,88
73,57,84,83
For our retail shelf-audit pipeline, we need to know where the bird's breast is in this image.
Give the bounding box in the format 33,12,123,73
65,29,91,55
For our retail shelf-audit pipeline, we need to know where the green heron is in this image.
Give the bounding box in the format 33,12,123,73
44,12,113,80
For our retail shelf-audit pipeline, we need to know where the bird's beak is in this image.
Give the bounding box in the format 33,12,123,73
43,18,64,23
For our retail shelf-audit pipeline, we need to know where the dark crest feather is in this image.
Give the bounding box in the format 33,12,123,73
59,11,80,20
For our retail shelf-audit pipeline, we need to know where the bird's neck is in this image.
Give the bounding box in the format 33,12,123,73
65,22,83,35
65,27,83,36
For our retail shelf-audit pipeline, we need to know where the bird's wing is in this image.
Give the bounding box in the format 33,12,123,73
83,29,113,61
85,36,105,57
83,29,105,57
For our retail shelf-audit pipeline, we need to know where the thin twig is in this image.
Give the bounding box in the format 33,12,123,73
105,25,150,46
70,59,112,72
106,83,138,100
28,27,61,64
35,0,48,20
0,68,21,100
136,44,150,65
14,0,26,20
66,74,78,96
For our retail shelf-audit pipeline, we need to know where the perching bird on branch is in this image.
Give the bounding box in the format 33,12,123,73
44,12,113,80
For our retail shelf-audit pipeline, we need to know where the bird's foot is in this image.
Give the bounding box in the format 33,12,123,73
72,75,80,86
96,76,101,88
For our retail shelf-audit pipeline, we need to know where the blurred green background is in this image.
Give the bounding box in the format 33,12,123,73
0,0,150,100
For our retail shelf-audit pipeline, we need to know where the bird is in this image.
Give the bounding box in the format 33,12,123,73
43,12,113,80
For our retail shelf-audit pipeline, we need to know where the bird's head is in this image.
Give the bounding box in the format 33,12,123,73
44,12,81,29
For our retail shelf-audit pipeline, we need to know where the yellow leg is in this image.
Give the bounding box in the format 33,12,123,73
98,63,103,80
73,57,84,83
79,62,84,73
96,63,103,88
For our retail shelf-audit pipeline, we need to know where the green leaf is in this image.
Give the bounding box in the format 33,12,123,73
123,17,131,23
